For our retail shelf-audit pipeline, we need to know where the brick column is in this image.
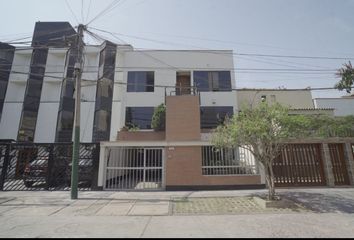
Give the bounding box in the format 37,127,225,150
344,142,354,185
322,143,335,187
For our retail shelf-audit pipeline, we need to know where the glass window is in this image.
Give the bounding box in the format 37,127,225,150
57,110,74,131
26,80,42,98
125,107,154,129
194,71,231,92
31,49,48,66
200,106,233,129
19,111,37,131
0,81,8,101
29,66,45,81
127,71,154,92
94,110,110,132
23,96,40,111
96,79,113,98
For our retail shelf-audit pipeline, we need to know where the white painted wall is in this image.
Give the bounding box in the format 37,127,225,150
34,103,60,142
314,98,354,116
0,103,22,140
0,49,31,140
111,49,237,138
80,101,95,142
33,50,65,143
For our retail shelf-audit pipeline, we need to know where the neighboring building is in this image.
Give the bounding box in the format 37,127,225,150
1,22,265,191
237,88,334,116
237,88,314,109
314,96,354,116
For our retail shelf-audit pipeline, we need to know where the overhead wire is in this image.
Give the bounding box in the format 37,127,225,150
65,0,80,25
86,0,122,26
88,27,354,61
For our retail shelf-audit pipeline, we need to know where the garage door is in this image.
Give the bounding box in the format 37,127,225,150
273,144,326,187
104,147,164,190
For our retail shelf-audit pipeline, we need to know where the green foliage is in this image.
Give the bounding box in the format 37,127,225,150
335,61,354,93
211,102,354,200
151,104,166,131
121,124,140,132
128,125,140,132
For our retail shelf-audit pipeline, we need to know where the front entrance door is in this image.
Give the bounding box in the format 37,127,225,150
176,72,191,95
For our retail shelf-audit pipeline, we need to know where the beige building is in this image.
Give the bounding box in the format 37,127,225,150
236,89,334,116
237,89,314,109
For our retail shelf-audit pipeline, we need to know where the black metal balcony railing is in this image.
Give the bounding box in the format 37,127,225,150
165,86,199,97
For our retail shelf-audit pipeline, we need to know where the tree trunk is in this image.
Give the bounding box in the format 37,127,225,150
264,162,275,200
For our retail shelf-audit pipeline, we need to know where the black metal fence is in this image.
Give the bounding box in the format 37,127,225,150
0,142,100,191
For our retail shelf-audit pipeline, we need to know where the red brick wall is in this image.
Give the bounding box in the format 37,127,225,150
165,146,261,186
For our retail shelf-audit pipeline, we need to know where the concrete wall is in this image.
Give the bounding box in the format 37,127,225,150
237,90,314,109
314,98,354,116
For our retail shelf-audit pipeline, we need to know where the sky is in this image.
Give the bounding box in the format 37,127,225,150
1,0,354,99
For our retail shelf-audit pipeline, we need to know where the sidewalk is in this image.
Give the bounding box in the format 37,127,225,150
1,188,354,238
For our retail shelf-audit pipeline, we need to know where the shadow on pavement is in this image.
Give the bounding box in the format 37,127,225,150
279,191,354,213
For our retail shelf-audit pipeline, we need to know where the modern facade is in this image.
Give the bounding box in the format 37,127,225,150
0,22,266,191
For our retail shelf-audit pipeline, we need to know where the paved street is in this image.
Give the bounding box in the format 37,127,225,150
0,188,354,238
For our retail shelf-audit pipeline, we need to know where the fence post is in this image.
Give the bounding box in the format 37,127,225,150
0,144,10,191
91,143,100,190
343,142,354,185
322,143,335,187
46,145,54,190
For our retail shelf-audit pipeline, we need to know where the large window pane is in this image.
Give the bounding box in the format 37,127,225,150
218,71,231,91
94,110,110,132
200,106,233,129
193,71,209,91
127,71,154,92
19,111,38,130
125,107,154,129
194,71,231,92
57,110,74,131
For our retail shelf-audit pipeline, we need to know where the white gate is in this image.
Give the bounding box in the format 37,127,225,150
104,147,164,190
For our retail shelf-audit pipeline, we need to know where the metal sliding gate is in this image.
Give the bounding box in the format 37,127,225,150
104,147,164,190
0,143,100,191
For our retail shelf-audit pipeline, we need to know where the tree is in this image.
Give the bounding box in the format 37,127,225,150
151,103,166,131
335,61,354,93
211,103,313,200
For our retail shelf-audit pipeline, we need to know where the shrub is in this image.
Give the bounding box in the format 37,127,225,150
151,104,166,131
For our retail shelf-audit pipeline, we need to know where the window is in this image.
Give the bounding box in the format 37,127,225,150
202,146,258,175
57,110,74,131
200,106,233,129
125,107,154,129
93,110,110,132
98,47,116,80
194,71,231,92
31,49,48,66
127,71,154,92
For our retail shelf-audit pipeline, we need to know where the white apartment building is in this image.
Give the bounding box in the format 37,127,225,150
0,22,237,144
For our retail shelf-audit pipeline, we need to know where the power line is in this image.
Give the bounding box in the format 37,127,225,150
86,0,122,26
89,27,354,61
65,0,80,25
0,68,347,92
85,0,93,24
